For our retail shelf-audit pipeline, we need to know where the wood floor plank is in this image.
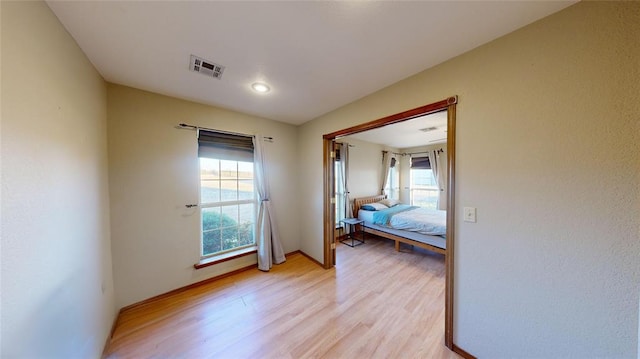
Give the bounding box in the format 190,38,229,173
104,237,460,359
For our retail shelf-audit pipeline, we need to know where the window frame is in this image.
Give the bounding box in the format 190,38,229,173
409,167,439,209
198,158,257,260
384,165,400,200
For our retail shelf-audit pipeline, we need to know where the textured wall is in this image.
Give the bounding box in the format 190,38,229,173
1,1,115,357
107,84,300,308
337,138,398,201
298,2,640,357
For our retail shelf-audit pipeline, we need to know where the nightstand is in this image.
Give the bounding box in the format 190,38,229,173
339,218,365,247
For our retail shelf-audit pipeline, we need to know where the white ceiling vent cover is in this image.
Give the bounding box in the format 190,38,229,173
189,55,225,79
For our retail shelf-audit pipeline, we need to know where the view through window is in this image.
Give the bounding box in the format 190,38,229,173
384,165,400,200
410,168,438,209
200,158,255,257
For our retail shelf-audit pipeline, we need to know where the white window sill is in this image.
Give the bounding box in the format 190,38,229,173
193,246,257,270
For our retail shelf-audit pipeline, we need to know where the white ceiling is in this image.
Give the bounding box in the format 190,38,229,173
342,111,448,149
46,1,575,125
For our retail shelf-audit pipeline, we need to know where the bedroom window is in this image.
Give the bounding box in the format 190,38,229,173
335,154,345,226
410,156,438,209
198,131,256,258
384,164,400,200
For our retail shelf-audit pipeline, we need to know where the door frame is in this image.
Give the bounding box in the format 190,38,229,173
322,96,457,349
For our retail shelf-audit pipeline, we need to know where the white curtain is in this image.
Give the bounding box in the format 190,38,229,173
342,143,353,220
253,135,285,271
436,151,446,210
429,150,447,210
381,151,392,196
337,143,353,232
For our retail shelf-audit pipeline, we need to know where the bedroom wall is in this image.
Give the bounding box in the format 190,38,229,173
339,138,398,201
298,2,639,357
398,143,446,205
1,1,115,357
107,84,299,308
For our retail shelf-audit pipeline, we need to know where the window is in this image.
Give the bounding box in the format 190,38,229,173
384,158,400,200
198,131,256,258
410,157,438,209
335,151,345,226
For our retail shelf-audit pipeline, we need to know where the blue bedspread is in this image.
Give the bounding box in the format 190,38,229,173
372,205,418,226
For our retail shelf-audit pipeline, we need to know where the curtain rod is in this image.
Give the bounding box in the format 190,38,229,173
389,149,444,156
177,123,274,142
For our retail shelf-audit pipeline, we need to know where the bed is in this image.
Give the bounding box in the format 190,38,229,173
353,195,446,255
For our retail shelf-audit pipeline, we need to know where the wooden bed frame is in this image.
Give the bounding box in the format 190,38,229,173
353,195,446,255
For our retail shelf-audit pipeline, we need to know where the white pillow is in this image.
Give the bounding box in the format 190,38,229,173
379,198,401,207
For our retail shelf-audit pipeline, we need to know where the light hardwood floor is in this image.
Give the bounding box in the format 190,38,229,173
104,237,460,358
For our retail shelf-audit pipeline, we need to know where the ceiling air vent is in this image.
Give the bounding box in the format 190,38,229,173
189,55,225,79
419,126,439,132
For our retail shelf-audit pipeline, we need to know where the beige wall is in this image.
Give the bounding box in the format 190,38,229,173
107,84,299,308
338,137,398,201
298,2,639,357
1,2,115,357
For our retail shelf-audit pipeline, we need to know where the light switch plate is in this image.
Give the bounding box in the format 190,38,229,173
464,207,477,223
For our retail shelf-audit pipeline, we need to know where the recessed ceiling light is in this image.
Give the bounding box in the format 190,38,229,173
251,82,270,93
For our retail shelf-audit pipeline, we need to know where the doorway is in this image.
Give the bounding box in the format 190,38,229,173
322,96,457,348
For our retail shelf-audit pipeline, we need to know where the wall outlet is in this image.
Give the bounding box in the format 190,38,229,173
464,207,477,223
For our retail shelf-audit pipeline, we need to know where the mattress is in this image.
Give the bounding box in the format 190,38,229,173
358,209,446,249
364,205,446,236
